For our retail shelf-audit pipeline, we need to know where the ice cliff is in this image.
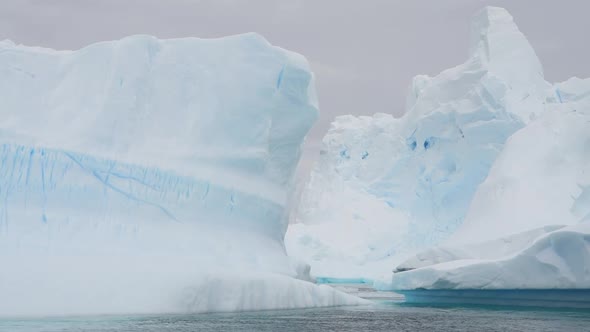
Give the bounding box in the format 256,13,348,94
286,6,590,288
0,34,364,316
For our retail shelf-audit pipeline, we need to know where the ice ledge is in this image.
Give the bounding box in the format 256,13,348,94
389,224,590,291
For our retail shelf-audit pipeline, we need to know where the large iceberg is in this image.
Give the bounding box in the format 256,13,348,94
287,7,550,278
389,76,590,296
0,34,364,316
286,5,590,291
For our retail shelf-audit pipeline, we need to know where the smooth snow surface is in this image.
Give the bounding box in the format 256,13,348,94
286,6,590,288
0,34,364,316
390,224,590,290
394,225,566,272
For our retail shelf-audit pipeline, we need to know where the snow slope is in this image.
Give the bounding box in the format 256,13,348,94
286,6,554,278
0,34,364,316
394,225,566,273
390,223,590,290
450,79,590,244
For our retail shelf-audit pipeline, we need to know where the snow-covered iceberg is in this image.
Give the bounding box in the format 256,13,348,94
388,75,590,298
287,6,553,278
0,34,364,316
286,5,590,294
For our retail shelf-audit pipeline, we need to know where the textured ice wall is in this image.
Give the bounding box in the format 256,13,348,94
0,32,318,253
286,7,552,277
0,144,285,252
0,34,318,194
0,33,318,246
0,34,367,316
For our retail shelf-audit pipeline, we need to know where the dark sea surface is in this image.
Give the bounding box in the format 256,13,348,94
2,302,590,332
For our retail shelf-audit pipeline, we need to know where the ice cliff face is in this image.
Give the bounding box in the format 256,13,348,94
0,34,317,194
0,34,365,316
0,33,317,255
286,7,588,279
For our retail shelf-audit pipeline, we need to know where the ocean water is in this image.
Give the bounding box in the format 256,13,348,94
2,302,590,332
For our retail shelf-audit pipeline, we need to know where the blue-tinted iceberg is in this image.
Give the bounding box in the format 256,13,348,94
0,34,364,316
286,7,553,278
286,5,590,298
389,75,590,298
451,76,590,244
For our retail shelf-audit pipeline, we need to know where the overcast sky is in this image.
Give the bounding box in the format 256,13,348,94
2,0,589,173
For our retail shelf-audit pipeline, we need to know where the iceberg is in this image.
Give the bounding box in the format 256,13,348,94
286,6,554,278
287,6,590,306
388,74,590,302
0,34,364,316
